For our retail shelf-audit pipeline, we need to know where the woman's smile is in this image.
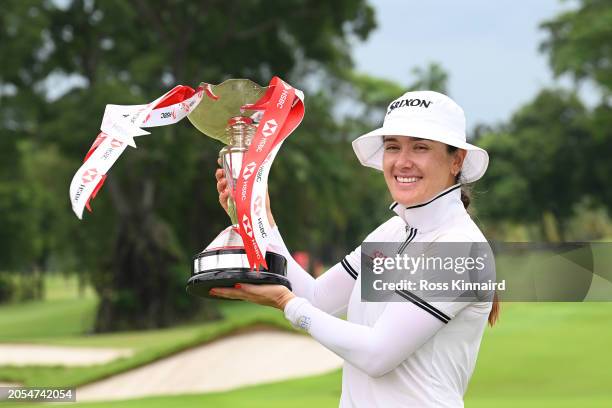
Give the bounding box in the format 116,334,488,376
394,175,422,185
383,136,461,206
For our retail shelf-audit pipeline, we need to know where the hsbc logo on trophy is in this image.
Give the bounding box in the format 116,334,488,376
254,195,268,239
253,196,263,217
102,138,124,159
262,119,278,137
240,162,255,201
81,168,99,184
277,89,289,109
242,214,253,238
242,162,257,180
256,119,278,152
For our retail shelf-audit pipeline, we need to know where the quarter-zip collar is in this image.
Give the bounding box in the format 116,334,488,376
389,184,465,233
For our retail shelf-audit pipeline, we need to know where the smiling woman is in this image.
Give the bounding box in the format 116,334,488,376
381,136,466,206
213,90,497,408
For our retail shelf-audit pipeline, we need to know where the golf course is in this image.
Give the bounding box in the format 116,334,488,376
0,274,610,407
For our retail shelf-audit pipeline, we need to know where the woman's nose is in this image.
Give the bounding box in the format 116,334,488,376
394,150,415,169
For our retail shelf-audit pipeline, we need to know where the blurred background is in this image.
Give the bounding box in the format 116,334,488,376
0,0,611,407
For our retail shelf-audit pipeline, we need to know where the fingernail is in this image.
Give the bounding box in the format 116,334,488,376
234,283,242,289
209,289,216,296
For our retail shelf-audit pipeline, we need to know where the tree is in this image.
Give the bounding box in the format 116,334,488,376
346,71,406,114
540,0,612,94
540,0,612,215
1,0,376,331
476,89,591,240
408,62,449,94
343,62,450,123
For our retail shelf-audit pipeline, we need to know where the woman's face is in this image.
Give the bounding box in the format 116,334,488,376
382,136,466,206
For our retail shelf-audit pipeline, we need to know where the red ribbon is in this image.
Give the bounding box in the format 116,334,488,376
235,77,304,270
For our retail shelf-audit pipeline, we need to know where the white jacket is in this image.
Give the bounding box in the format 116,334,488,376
271,184,492,408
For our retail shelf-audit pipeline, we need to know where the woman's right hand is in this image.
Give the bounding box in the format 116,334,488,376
215,164,276,228
215,166,230,215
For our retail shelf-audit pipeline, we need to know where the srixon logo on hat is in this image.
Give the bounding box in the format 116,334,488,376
387,98,433,115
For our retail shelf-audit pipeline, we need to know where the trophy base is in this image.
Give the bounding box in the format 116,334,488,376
186,269,291,299
187,226,290,299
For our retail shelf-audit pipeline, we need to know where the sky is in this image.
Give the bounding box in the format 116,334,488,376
352,0,583,128
45,0,593,130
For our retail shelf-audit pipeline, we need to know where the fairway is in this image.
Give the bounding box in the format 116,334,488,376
0,275,292,388
0,274,97,341
1,279,611,408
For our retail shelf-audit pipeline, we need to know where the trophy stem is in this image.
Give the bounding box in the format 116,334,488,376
220,116,256,227
227,194,238,225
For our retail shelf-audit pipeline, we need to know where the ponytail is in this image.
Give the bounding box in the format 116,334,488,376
488,292,500,326
460,188,471,210
449,145,500,327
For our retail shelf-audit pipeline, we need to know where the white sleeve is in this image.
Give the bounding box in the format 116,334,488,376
268,226,359,316
284,297,445,378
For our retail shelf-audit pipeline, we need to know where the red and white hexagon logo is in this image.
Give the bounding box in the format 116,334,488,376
242,214,253,238
242,162,257,180
81,168,99,184
261,119,278,138
253,196,263,217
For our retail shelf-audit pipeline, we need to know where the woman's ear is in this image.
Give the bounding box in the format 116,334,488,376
452,149,467,176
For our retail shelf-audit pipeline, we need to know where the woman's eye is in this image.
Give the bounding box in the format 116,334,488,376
414,144,429,151
384,145,399,151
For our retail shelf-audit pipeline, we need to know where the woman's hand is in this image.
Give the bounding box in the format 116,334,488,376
215,164,276,227
209,284,296,310
215,166,230,215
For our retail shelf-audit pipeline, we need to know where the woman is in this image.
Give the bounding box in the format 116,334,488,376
212,90,499,407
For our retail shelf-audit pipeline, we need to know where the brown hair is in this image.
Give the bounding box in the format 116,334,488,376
447,145,500,327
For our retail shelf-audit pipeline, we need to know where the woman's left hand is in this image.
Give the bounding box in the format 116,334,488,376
209,284,296,310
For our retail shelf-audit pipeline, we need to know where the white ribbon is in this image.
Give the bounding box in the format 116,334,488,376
69,86,204,219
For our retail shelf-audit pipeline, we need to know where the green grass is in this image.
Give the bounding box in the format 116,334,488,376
11,302,612,407
0,316,290,388
43,273,96,301
0,274,293,388
0,274,97,341
466,303,612,404
1,370,343,408
1,276,612,407
0,297,97,341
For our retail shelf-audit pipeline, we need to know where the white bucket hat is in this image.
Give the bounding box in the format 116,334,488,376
352,90,488,183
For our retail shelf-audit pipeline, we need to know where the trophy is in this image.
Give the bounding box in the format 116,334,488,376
68,76,303,300
185,78,304,299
